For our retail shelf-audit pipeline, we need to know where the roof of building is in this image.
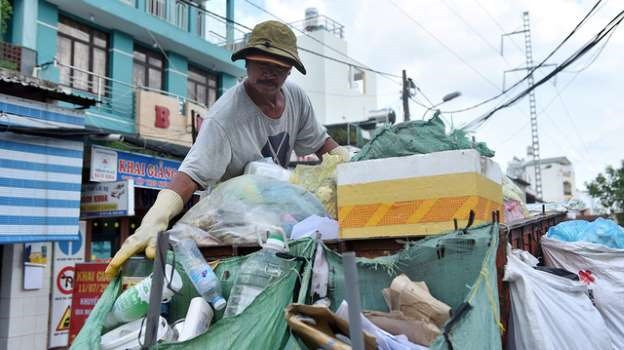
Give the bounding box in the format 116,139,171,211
509,177,531,187
0,69,97,107
524,156,572,167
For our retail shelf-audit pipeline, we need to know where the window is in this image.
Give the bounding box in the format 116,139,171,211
147,0,166,19
57,16,108,94
195,6,205,36
187,66,218,107
563,181,572,196
349,66,366,94
133,46,164,90
175,1,188,30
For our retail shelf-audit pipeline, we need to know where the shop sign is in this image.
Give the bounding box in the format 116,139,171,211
49,221,86,348
68,262,111,345
89,145,181,190
80,180,135,219
135,90,208,146
90,146,118,182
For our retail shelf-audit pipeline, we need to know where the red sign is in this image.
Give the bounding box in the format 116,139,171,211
68,263,111,344
56,265,75,295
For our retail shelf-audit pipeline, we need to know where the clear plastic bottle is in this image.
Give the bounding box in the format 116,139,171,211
173,238,227,310
223,232,291,317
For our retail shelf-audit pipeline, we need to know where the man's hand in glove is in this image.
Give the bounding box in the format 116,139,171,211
105,189,183,278
328,145,350,162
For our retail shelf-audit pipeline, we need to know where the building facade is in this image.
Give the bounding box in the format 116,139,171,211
507,156,576,203
1,0,245,348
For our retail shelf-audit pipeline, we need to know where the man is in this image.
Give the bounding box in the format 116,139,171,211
105,20,348,277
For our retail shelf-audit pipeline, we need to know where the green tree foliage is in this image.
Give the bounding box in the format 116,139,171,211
0,0,12,35
586,160,624,214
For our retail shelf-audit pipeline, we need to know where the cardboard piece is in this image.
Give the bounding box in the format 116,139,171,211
285,303,377,350
385,274,451,328
364,310,440,346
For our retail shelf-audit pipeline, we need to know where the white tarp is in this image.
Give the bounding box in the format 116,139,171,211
542,237,624,349
504,247,611,350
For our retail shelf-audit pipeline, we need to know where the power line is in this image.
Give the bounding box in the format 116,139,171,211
462,7,624,131
564,26,615,73
472,0,525,53
242,0,405,82
441,0,514,66
442,0,604,114
388,0,501,91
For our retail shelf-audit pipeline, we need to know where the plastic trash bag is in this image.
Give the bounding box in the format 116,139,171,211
547,218,624,249
352,113,494,161
504,247,611,350
168,175,326,245
503,176,528,223
290,154,342,219
542,236,624,349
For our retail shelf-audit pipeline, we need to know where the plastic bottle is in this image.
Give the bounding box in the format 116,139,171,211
223,232,291,317
173,238,227,310
104,264,182,328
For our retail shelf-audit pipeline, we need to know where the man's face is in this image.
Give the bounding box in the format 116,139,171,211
246,59,292,94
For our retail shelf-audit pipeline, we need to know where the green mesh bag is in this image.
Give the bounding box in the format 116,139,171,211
323,223,502,349
71,238,316,349
352,114,495,161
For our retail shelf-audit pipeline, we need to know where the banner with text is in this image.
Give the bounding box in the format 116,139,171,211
68,262,111,344
90,145,181,190
80,180,135,219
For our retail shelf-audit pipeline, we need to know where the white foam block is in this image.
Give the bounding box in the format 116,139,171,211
338,150,502,185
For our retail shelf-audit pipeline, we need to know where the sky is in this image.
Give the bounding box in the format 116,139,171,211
227,0,624,189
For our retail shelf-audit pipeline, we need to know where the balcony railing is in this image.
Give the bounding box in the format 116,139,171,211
40,61,209,129
119,0,243,46
0,41,37,75
289,15,345,39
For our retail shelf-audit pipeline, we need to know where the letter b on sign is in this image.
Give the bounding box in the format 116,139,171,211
154,105,170,129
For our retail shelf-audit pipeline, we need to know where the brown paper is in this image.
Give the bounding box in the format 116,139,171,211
386,274,451,328
285,303,377,350
364,310,441,346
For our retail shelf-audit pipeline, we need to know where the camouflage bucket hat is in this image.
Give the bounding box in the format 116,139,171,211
231,20,306,75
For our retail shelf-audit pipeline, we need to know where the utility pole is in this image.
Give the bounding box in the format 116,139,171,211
501,11,544,199
402,69,410,121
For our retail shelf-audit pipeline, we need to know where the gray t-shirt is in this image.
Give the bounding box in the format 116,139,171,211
179,80,328,189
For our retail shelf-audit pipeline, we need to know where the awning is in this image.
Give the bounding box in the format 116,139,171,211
0,132,83,243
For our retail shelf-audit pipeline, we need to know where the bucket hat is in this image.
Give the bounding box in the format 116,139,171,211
231,20,306,75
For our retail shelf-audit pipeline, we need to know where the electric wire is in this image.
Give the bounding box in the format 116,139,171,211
388,0,501,91
462,7,623,131
471,0,525,53
442,0,604,114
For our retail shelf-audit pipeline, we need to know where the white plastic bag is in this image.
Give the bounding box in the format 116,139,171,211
168,175,326,245
504,247,611,350
336,301,426,350
542,236,624,349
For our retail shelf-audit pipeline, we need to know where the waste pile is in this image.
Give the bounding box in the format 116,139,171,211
502,176,529,223
167,175,326,246
72,118,540,349
502,218,624,349
541,219,624,348
352,113,494,161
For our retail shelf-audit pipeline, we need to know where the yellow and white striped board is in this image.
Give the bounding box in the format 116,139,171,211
337,150,503,239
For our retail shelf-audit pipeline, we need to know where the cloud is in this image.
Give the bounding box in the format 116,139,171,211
237,0,623,185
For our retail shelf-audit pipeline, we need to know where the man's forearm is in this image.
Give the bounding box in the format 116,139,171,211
315,137,340,158
168,171,199,204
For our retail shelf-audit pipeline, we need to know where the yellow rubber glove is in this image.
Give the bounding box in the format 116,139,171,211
105,189,184,278
328,145,350,162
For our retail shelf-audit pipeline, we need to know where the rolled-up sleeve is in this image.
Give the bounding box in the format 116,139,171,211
178,118,232,189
